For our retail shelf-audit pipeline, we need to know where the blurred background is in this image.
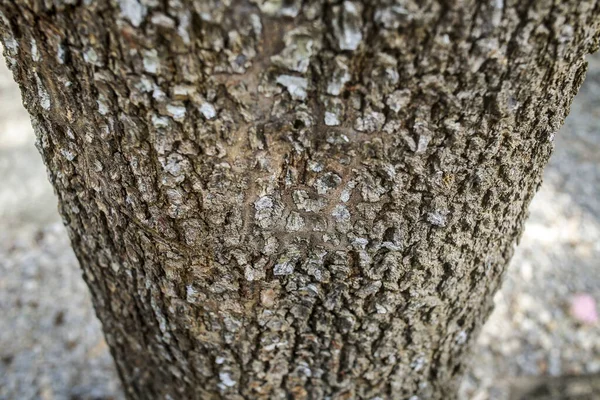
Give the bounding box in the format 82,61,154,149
0,48,598,399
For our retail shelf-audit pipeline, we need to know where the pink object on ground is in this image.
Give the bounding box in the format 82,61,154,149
570,294,599,324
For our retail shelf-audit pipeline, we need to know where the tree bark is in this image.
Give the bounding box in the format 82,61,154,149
1,0,599,398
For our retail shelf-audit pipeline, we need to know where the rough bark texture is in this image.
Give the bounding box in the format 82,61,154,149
1,0,599,398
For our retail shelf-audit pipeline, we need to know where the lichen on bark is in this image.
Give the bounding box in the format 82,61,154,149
1,0,599,399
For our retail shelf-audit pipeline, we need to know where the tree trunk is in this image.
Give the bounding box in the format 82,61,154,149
1,1,598,398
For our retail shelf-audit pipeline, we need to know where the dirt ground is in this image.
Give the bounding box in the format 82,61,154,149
0,50,599,399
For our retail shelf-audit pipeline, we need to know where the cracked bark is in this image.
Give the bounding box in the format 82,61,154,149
1,0,599,399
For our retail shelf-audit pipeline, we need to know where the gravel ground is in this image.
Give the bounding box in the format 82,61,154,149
0,52,123,400
0,51,599,400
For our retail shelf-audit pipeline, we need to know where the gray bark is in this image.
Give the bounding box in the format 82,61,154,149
1,0,599,398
